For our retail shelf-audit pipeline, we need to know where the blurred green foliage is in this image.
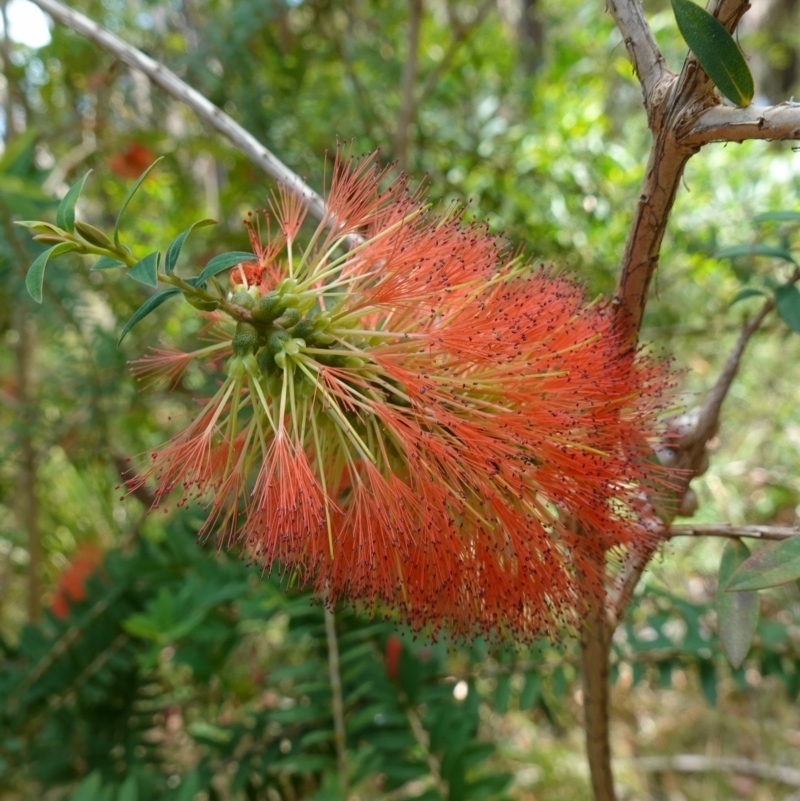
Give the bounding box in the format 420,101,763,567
3,0,800,798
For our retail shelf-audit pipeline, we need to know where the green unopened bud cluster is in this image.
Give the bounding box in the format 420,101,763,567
225,283,347,392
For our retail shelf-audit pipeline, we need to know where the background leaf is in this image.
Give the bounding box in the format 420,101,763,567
774,284,800,333
716,539,759,668
727,537,800,591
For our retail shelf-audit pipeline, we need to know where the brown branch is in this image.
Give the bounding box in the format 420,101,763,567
608,282,787,622
684,102,800,146
613,0,751,337
670,523,800,541
29,0,327,222
603,0,669,105
580,603,616,801
323,605,348,797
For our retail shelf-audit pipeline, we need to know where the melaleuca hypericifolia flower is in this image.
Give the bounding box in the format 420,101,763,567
128,152,674,640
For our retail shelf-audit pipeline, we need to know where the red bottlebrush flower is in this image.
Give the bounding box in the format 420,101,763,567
51,543,103,619
128,152,674,641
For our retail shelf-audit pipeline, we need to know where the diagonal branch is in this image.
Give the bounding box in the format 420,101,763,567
604,0,669,108
29,0,327,222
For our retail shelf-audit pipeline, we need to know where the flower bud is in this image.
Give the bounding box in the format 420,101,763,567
230,290,255,310
232,322,260,356
251,291,284,324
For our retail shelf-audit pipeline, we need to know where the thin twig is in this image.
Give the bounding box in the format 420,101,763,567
670,523,800,541
607,282,789,622
633,755,800,788
29,0,327,221
404,704,448,796
323,605,349,797
603,0,669,106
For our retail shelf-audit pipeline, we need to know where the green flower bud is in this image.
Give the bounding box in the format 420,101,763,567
275,307,301,328
251,291,284,324
290,320,316,341
230,290,255,310
266,328,292,354
232,322,259,356
257,347,277,375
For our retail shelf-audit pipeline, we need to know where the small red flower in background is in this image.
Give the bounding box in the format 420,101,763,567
109,142,156,180
128,152,674,640
51,543,103,619
385,635,403,681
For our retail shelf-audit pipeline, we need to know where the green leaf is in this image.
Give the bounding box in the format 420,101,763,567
775,284,800,333
118,288,182,344
730,287,766,306
671,0,754,106
493,674,511,714
752,210,800,225
174,771,202,801
56,170,91,233
68,771,103,801
90,256,127,271
187,721,234,744
14,220,64,234
165,218,216,275
127,252,160,287
714,243,797,265
196,251,255,287
716,539,759,668
25,243,78,302
116,774,138,801
727,536,800,591
519,670,541,710
113,156,164,247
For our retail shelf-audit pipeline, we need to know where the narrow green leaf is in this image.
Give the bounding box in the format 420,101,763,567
714,243,797,265
727,536,800,591
118,288,181,344
775,284,800,333
752,210,800,225
67,771,103,801
672,0,754,106
519,671,541,710
730,287,766,306
56,170,91,233
116,774,138,801
14,220,64,234
90,256,127,271
127,251,160,287
716,539,759,668
25,243,78,302
113,156,164,246
165,218,216,275
196,251,254,286
493,674,511,714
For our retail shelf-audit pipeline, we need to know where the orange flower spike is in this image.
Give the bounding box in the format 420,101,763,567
130,149,674,641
